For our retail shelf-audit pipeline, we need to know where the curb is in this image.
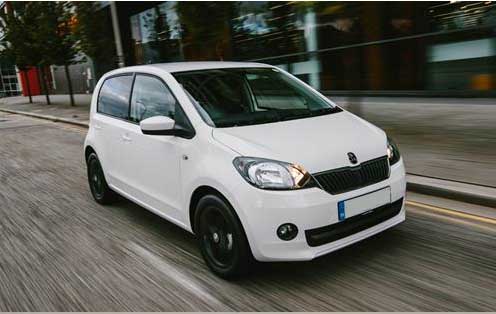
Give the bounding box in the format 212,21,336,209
407,177,496,209
2,107,494,208
0,108,89,128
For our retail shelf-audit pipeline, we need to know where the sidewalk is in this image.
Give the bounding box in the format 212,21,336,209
1,94,495,207
407,174,496,208
0,94,91,124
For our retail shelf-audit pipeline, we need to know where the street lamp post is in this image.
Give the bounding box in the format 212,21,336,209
110,2,125,68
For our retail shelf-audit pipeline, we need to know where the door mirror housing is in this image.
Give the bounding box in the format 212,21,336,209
140,116,175,135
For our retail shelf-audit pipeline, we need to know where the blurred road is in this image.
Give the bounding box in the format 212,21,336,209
0,112,495,311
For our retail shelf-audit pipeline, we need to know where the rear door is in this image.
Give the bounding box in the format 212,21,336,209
93,74,134,188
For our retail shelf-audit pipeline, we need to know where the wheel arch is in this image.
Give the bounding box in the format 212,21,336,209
85,145,96,164
188,184,250,237
84,145,98,160
84,145,111,178
189,185,229,234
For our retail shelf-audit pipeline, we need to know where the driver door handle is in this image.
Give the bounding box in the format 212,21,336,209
122,134,132,142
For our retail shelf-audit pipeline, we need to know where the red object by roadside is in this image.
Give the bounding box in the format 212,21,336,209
19,67,41,96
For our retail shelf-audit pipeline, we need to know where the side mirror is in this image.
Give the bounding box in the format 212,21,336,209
140,116,175,136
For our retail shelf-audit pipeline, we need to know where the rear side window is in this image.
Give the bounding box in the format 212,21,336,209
98,75,133,119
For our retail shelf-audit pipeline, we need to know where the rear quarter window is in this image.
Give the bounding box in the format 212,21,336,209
98,75,133,119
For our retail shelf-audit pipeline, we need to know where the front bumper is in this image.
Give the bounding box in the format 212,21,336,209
231,159,406,262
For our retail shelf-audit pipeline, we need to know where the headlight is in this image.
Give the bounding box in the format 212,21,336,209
387,137,401,165
233,157,313,190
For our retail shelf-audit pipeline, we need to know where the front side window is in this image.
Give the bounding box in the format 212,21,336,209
173,68,341,128
130,75,177,123
98,75,133,119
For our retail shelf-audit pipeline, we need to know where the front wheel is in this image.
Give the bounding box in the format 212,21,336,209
87,153,117,205
194,194,252,279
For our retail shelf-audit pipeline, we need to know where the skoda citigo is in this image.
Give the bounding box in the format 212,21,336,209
84,62,406,278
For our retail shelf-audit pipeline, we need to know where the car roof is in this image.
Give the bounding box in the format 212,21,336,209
110,61,274,75
154,61,273,73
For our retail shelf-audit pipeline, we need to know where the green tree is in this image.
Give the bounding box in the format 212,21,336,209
35,1,78,106
0,2,81,106
72,2,116,79
0,2,42,103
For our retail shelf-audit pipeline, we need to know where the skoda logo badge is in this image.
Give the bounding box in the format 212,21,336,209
348,152,358,164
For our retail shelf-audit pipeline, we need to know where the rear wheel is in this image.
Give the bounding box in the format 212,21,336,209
194,194,252,279
87,153,116,205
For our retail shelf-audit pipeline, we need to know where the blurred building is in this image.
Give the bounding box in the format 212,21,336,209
106,1,496,96
51,57,95,95
0,59,21,97
6,1,491,97
0,2,21,97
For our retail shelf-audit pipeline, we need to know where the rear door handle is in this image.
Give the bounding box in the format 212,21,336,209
94,124,102,130
122,134,132,142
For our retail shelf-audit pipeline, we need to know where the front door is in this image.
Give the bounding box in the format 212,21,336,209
118,74,185,223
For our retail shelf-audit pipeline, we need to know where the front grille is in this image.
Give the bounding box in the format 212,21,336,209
312,156,389,195
305,198,403,247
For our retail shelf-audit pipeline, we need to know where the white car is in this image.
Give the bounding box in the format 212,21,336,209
84,62,406,278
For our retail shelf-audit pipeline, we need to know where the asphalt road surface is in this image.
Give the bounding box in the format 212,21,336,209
0,112,495,311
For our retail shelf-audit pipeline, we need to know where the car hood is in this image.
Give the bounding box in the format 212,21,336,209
212,111,387,173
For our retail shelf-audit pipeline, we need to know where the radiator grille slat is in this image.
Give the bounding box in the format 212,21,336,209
313,156,389,194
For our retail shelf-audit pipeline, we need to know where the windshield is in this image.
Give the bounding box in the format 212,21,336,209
173,68,342,128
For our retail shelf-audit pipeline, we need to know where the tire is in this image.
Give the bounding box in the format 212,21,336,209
194,194,252,279
87,153,117,205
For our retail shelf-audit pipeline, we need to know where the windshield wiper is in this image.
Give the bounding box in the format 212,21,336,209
270,107,342,121
214,106,342,127
310,106,342,116
265,109,309,121
214,111,281,127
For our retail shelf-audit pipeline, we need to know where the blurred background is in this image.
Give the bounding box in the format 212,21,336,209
126,1,496,96
2,1,496,96
1,1,495,186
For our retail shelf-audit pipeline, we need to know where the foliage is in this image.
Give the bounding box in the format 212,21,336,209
0,2,81,104
35,1,78,67
0,2,42,70
0,2,78,67
71,1,115,76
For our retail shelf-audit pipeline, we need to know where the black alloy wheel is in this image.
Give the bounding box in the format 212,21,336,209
195,194,252,279
87,153,116,204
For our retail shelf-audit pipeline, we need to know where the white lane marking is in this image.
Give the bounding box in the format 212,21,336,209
126,241,225,309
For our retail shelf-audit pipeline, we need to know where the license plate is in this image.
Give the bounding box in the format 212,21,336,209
337,187,391,221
